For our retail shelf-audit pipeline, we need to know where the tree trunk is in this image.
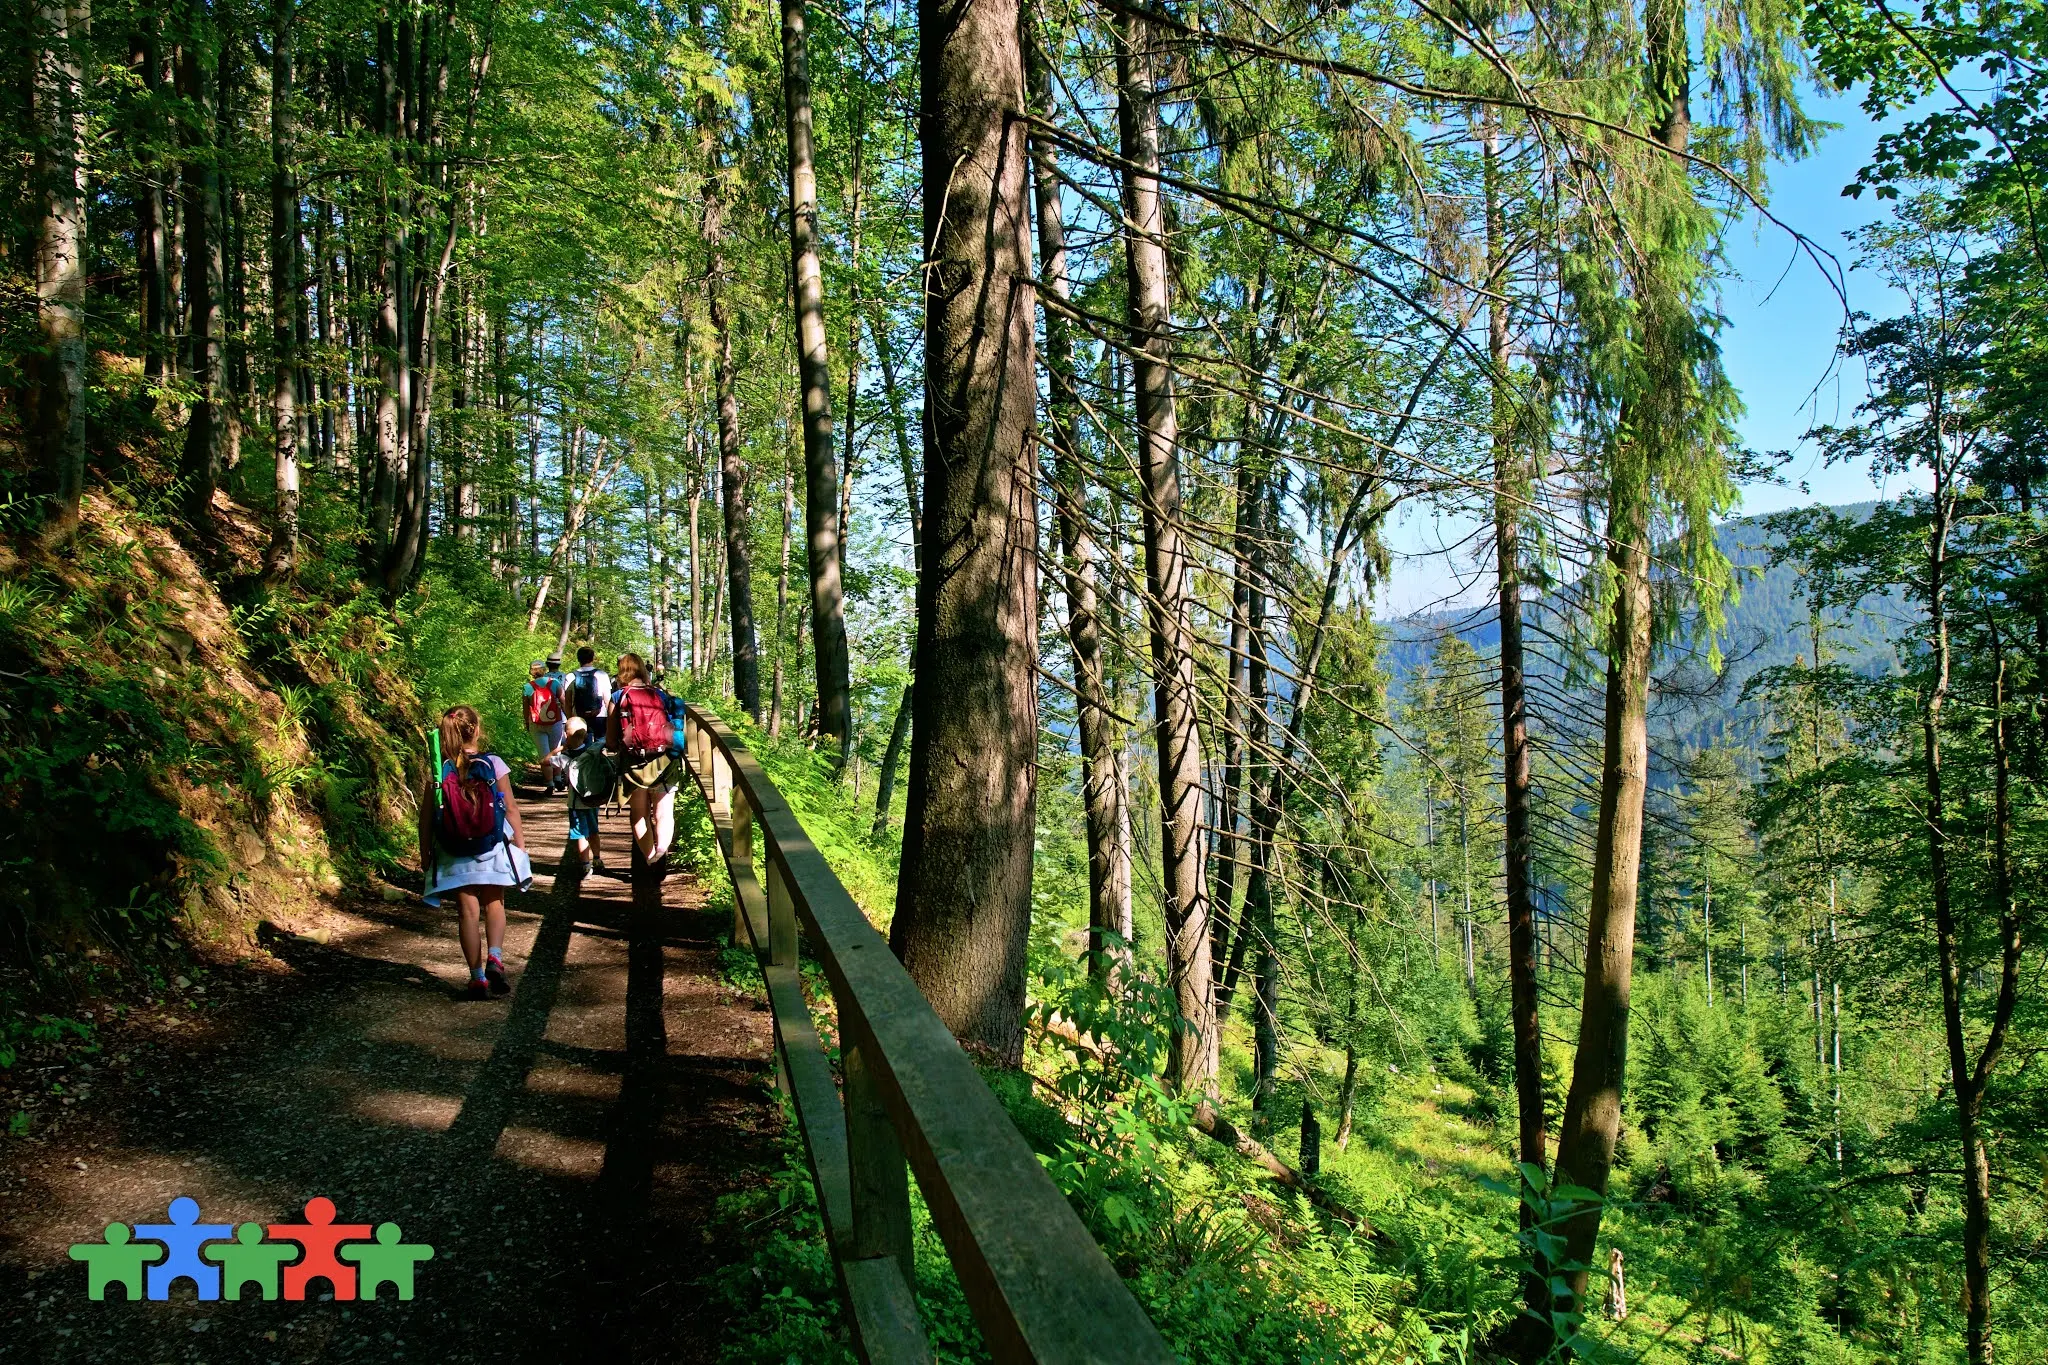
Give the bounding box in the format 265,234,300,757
1531,10,1688,1339
1117,8,1214,1093
132,17,170,391
689,474,705,676
1250,874,1279,1133
1025,11,1130,974
873,682,911,837
1545,482,1652,1316
1209,444,1258,987
709,215,760,719
1487,112,1551,1341
771,451,792,737
385,20,474,598
1335,1043,1359,1150
179,18,230,530
839,85,866,588
871,306,922,562
264,0,299,577
524,437,616,631
32,0,90,547
779,0,852,761
1922,461,2020,1365
1219,473,1271,1021
891,0,1039,1067
369,19,410,566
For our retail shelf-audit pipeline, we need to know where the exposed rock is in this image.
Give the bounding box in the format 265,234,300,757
236,829,267,866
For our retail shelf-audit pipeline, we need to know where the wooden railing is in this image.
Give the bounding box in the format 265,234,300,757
679,704,1175,1365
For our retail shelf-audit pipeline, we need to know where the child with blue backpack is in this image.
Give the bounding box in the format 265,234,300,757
559,716,610,878
419,704,532,999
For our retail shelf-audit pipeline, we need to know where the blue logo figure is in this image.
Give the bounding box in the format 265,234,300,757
133,1197,233,1301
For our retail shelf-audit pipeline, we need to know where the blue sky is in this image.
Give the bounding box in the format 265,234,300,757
1717,86,1905,516
1381,87,1927,616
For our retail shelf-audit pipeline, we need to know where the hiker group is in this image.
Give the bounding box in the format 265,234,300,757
418,646,690,1001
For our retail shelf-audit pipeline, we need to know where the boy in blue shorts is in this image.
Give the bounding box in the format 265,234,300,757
560,718,608,878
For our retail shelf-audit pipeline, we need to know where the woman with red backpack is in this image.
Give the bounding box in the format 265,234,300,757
523,660,568,795
419,704,533,999
605,653,680,876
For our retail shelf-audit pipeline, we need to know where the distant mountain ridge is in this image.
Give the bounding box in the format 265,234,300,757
1382,501,1900,755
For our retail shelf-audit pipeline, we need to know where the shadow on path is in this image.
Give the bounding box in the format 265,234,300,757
0,795,780,1364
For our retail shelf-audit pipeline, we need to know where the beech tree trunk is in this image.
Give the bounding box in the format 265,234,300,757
1117,9,1215,1093
33,0,90,546
1025,10,1130,974
779,0,852,760
265,0,299,576
523,435,615,631
891,0,1040,1067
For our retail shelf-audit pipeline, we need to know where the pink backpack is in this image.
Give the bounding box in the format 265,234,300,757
435,755,505,856
617,684,674,758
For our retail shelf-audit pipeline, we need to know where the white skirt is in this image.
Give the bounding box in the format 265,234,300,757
424,834,534,907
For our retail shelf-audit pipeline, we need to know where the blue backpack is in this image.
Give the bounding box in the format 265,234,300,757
571,667,605,724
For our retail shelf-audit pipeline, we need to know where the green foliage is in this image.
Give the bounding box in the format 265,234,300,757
0,474,422,971
400,568,561,770
712,712,900,922
1026,935,1452,1363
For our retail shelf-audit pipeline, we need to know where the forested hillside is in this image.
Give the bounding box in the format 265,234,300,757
4,0,2046,1360
1384,502,1901,750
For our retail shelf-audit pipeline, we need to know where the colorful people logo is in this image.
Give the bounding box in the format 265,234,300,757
69,1196,433,1302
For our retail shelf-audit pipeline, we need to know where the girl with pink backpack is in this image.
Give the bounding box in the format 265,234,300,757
605,653,681,876
419,705,533,999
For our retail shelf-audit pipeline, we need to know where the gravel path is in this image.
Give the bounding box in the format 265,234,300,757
0,789,782,1363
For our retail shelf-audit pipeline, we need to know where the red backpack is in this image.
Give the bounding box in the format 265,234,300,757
435,755,506,857
525,677,562,726
617,683,675,758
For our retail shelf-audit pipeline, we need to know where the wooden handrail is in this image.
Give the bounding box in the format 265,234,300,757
678,704,1175,1365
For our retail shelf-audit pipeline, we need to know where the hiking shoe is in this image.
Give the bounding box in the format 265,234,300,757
590,858,609,879
464,977,491,1001
485,958,512,996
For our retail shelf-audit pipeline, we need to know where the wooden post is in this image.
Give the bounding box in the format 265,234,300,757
767,857,797,1095
843,1027,915,1288
731,785,753,945
768,857,797,969
712,747,732,817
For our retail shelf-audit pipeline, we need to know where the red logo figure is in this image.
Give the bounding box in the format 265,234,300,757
268,1197,373,1301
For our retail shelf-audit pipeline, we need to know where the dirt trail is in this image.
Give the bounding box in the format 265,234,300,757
0,790,781,1363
